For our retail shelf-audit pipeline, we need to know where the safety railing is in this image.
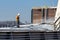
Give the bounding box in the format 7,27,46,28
54,17,60,31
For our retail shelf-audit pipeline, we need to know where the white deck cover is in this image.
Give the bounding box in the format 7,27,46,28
55,0,60,29
55,0,60,21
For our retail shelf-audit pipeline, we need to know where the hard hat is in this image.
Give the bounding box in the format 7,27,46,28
17,13,20,16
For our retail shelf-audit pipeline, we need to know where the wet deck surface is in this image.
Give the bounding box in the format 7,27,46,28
0,24,54,32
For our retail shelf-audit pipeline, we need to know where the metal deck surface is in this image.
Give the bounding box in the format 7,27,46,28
0,24,59,40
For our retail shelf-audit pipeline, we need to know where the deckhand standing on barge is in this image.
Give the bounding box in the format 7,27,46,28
16,13,20,28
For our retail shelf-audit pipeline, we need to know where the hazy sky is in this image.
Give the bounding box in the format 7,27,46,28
0,0,58,23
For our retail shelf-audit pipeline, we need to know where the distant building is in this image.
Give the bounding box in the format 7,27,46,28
31,7,57,24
